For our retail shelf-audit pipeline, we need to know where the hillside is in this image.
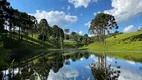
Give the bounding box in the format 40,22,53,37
83,31,142,51
81,31,142,62
0,33,60,62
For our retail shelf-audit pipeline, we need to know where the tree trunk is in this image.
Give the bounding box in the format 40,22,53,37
9,26,12,39
26,30,28,41
103,29,106,49
32,29,33,39
64,34,66,40
18,27,21,41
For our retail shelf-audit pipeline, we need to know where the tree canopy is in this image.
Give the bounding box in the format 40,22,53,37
89,13,118,41
37,19,50,41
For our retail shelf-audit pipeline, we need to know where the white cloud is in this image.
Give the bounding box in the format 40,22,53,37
123,25,134,33
79,31,83,35
68,0,98,8
107,57,113,62
73,30,83,35
94,11,101,16
80,58,84,61
127,60,135,65
84,21,91,27
90,55,95,58
67,5,71,10
88,34,95,37
118,68,142,80
104,0,142,23
30,10,78,27
97,11,101,14
94,12,97,16
48,66,79,80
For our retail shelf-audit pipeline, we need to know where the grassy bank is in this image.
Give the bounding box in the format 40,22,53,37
93,51,142,62
82,31,142,51
1,32,81,63
81,31,142,62
0,33,60,64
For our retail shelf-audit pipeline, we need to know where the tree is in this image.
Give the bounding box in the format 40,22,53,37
52,25,64,40
70,32,79,41
138,26,142,31
14,11,29,41
52,25,59,40
52,25,64,48
28,15,37,39
6,7,17,39
37,19,50,42
64,29,70,40
19,12,32,41
59,27,64,40
89,13,118,42
71,32,77,35
82,34,89,45
90,55,120,80
0,0,10,32
13,9,21,40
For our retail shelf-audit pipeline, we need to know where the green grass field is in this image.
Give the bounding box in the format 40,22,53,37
81,31,142,62
82,31,142,51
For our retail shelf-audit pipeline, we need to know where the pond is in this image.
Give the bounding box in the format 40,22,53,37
2,51,142,80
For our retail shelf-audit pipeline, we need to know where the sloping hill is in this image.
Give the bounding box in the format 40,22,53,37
107,31,142,41
83,31,142,51
81,31,142,62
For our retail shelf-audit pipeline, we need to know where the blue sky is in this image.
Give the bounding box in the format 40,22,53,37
8,0,142,36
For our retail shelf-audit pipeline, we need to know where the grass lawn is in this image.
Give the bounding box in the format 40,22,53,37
81,31,142,62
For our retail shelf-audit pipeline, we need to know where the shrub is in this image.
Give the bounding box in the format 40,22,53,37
64,40,78,48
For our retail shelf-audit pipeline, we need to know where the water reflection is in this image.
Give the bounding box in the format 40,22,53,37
6,51,64,80
1,51,142,80
90,55,120,80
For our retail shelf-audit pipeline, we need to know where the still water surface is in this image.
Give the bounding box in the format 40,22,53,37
4,51,142,80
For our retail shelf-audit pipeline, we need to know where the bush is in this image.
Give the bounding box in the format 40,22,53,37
49,36,61,48
119,34,142,44
64,40,78,48
49,36,56,43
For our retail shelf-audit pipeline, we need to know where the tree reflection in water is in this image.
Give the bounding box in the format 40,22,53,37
90,55,121,80
7,51,93,80
11,51,64,80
